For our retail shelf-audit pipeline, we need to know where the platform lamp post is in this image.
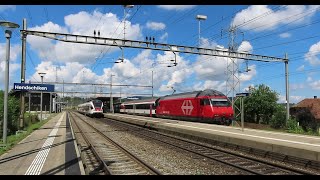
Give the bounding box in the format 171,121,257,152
0,21,20,145
38,72,46,121
196,15,207,47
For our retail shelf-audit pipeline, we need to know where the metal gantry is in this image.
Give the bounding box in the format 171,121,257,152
29,81,152,88
21,29,290,122
21,30,286,62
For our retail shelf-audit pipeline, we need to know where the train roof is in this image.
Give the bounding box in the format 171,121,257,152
78,99,102,107
159,89,226,100
122,98,156,105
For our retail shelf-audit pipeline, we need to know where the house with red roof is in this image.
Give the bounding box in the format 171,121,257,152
290,96,320,133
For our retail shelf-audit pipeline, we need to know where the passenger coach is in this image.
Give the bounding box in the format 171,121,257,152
120,99,156,116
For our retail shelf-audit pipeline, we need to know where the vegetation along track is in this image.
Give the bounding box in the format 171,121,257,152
96,116,318,175
68,111,162,175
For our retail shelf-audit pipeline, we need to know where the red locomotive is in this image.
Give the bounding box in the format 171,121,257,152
155,89,233,125
116,89,234,125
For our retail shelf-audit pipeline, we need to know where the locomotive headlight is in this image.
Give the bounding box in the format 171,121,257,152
214,114,219,117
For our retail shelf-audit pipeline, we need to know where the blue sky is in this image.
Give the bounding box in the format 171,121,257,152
0,5,320,103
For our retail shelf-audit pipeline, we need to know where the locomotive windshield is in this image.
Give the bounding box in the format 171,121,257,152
210,98,231,107
93,100,103,108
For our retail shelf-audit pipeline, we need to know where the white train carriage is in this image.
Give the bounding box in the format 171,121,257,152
120,99,156,116
78,99,104,117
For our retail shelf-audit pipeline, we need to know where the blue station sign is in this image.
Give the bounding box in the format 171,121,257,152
14,83,55,92
236,92,250,97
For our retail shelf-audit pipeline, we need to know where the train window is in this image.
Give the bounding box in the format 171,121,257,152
93,100,103,107
211,99,231,107
125,105,133,109
200,99,210,106
136,104,152,109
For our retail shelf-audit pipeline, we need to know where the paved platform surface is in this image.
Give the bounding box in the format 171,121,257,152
104,113,320,162
0,112,84,175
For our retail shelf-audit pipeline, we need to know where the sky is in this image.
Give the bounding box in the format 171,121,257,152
0,5,320,103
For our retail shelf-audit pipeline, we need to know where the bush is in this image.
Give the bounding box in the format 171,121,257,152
0,91,20,138
24,113,40,128
286,117,304,134
270,105,286,129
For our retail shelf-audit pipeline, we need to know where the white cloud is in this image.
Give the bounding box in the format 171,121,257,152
27,10,142,64
232,5,319,32
195,40,253,80
146,21,166,31
0,5,15,12
309,80,320,90
297,65,304,71
278,95,305,104
0,61,20,89
307,76,313,82
193,55,227,81
305,41,320,66
237,41,253,53
0,43,21,89
239,65,257,82
290,83,305,90
158,5,196,11
155,51,193,92
193,80,226,93
194,39,255,92
30,61,85,83
279,32,291,38
200,37,217,48
159,32,168,43
27,61,107,95
0,43,20,63
290,96,305,103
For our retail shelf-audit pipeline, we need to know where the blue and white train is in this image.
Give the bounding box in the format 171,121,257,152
77,99,104,117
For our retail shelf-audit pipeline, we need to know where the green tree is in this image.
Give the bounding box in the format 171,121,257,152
237,84,279,124
0,90,20,138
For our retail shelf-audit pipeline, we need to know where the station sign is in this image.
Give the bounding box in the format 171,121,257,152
13,83,55,92
236,92,250,97
127,96,140,100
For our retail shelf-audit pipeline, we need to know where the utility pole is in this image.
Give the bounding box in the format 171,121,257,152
123,5,134,40
120,86,122,103
225,25,241,122
110,74,115,113
285,53,289,123
28,92,31,113
19,18,27,130
152,70,154,100
62,79,64,111
38,72,46,121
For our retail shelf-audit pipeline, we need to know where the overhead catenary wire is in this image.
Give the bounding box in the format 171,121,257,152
91,5,142,71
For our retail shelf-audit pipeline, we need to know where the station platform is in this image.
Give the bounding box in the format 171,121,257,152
0,112,84,175
104,113,320,163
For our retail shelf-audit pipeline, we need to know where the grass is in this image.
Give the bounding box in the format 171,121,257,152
234,120,320,136
0,113,57,156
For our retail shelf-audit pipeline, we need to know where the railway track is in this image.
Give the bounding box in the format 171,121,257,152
68,111,162,175
97,116,317,175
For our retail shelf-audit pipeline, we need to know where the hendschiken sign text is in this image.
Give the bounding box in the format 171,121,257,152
14,83,55,92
